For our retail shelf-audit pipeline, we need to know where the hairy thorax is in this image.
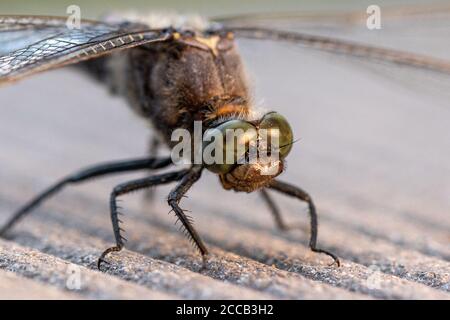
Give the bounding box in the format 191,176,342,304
110,32,251,145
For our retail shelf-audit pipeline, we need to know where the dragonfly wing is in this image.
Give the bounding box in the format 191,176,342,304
213,4,450,30
0,15,170,84
227,27,450,76
215,3,450,76
231,6,450,116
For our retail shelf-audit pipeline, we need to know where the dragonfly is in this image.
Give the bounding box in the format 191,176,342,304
1,7,449,269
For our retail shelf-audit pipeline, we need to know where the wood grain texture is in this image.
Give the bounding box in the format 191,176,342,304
0,12,449,299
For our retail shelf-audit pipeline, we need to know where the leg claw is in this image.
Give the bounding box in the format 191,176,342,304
97,245,122,271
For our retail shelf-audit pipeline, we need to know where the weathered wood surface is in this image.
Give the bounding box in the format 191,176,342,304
0,12,449,299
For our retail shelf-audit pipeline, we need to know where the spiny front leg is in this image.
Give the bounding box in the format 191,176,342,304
97,169,188,269
167,166,208,258
268,179,340,267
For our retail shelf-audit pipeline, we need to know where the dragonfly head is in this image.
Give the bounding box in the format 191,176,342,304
203,112,293,192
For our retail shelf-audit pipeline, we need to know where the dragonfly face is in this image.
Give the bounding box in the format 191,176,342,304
203,112,293,192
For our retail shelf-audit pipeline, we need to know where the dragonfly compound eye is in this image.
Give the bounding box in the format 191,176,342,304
259,112,294,158
203,120,257,173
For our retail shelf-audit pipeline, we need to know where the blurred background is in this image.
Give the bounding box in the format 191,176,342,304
2,0,448,17
0,0,449,299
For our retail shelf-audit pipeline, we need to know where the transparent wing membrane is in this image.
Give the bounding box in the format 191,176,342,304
1,10,449,88
0,15,113,56
221,4,450,94
229,27,450,76
0,15,170,84
213,3,450,28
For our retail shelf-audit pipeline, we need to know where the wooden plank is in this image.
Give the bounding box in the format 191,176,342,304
0,269,82,300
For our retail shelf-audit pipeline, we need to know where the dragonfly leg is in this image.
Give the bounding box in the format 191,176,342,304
268,179,340,267
167,166,209,257
260,188,305,231
0,157,172,237
98,169,189,269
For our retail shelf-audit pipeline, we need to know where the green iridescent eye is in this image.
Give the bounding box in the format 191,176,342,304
203,120,257,173
259,112,293,158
